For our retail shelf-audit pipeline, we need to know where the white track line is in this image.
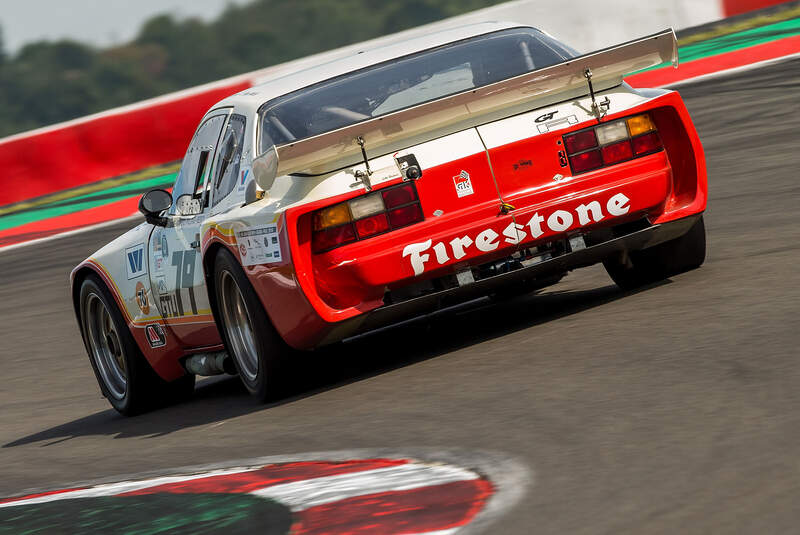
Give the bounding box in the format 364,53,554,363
2,462,480,512
0,466,260,508
251,462,479,511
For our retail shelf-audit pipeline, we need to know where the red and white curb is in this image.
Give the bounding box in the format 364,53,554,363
0,449,529,534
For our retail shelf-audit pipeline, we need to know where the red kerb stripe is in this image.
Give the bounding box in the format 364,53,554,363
626,35,800,88
119,459,410,496
292,479,494,535
0,487,87,505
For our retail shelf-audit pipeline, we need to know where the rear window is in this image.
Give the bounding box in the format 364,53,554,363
259,28,576,153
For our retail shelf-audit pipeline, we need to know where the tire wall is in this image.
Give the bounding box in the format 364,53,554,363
0,80,250,207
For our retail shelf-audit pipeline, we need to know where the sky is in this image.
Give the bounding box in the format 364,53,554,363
0,0,252,54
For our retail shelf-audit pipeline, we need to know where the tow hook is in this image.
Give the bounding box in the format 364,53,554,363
500,202,515,215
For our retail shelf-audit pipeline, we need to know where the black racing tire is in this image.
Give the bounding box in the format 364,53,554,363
604,215,706,290
213,248,289,402
79,274,165,415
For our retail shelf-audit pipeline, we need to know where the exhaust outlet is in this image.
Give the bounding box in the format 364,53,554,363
184,352,235,376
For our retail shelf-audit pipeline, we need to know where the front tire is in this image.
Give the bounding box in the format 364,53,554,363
604,215,706,290
79,275,168,415
214,249,289,402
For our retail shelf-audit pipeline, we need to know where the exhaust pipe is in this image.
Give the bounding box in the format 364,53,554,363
184,352,236,376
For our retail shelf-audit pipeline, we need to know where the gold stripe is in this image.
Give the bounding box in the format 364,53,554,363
0,162,180,217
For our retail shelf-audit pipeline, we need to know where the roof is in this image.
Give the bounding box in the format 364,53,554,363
215,21,527,113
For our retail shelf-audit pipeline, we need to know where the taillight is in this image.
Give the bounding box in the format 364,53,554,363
570,150,602,173
632,132,661,155
355,213,389,238
563,113,662,175
601,140,633,165
387,204,423,228
312,224,356,252
311,182,424,253
564,129,597,154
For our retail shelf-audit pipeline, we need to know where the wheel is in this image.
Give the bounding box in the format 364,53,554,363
214,248,289,402
604,215,706,290
79,275,161,415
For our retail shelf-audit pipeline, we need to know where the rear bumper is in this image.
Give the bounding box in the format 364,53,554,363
317,213,701,344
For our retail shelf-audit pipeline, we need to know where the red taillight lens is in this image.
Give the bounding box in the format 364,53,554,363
382,183,416,209
355,213,390,238
570,149,603,173
311,182,424,253
601,140,633,165
564,130,597,154
632,132,662,155
312,224,356,253
563,113,662,175
388,204,423,228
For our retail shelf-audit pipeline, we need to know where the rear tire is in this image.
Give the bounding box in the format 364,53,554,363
214,248,289,402
604,215,706,290
79,275,167,415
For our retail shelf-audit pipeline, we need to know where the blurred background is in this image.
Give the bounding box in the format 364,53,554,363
1,1,799,533
0,0,788,138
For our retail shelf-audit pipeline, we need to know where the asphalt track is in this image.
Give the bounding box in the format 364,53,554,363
1,58,799,533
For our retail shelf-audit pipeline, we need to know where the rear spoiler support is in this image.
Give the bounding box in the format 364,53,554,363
584,68,611,121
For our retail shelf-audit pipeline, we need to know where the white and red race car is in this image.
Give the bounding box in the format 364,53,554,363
71,23,707,414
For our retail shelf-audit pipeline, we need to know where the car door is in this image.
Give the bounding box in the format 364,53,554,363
150,110,230,347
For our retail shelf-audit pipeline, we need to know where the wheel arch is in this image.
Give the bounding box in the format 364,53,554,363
71,265,112,347
202,242,227,332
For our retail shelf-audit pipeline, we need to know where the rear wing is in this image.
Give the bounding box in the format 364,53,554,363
254,28,678,189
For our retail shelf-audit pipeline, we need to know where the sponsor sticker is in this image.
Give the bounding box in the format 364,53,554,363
453,170,474,198
144,323,167,348
135,282,149,315
235,224,282,267
125,243,146,279
152,230,162,255
402,191,632,276
237,169,251,192
156,276,168,295
512,160,532,171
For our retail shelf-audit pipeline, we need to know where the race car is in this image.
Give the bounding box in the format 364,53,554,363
71,22,707,414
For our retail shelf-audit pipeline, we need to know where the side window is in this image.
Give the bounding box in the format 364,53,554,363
212,114,246,207
171,113,228,215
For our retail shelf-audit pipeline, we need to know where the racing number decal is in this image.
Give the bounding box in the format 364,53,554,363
159,251,198,318
172,250,198,315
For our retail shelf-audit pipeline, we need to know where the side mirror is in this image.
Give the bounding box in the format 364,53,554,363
139,189,172,227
